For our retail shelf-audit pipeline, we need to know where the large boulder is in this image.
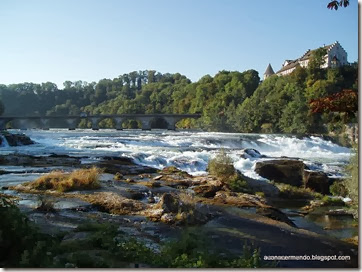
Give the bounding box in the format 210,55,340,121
303,170,329,194
255,159,305,186
2,133,34,146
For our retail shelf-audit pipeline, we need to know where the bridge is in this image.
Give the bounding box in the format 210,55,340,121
0,114,201,130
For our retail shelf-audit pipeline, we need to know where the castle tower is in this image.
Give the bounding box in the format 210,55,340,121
263,63,275,80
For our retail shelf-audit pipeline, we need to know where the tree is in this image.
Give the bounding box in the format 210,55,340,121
309,89,358,121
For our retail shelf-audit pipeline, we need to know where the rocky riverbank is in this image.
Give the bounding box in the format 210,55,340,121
0,150,358,268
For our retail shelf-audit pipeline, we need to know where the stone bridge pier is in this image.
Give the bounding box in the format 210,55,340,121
40,118,50,130
66,118,79,130
89,117,101,130
113,117,124,130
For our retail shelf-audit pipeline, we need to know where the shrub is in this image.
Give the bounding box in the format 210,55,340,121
0,195,59,267
208,149,235,180
329,181,348,197
228,174,250,193
29,167,101,192
321,196,345,206
344,145,358,217
276,183,322,199
255,192,265,198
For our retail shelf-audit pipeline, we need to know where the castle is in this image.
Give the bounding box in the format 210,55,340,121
264,41,348,80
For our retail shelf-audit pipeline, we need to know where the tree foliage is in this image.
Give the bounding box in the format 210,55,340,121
327,0,349,10
0,63,357,133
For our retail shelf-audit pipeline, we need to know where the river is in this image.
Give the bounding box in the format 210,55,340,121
0,129,352,179
0,129,357,242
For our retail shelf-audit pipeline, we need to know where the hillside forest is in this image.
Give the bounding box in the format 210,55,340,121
0,51,358,134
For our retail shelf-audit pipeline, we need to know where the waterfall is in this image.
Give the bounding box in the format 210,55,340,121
0,135,9,147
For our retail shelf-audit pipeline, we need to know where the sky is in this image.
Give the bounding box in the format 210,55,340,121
0,0,359,88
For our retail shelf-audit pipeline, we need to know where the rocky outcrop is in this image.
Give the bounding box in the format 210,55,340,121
303,170,329,194
97,156,157,175
255,159,306,186
0,154,81,167
1,132,34,146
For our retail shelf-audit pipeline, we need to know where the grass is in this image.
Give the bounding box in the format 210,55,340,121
28,167,102,192
321,196,345,206
275,183,322,199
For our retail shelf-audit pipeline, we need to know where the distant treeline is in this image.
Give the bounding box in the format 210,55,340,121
0,61,358,133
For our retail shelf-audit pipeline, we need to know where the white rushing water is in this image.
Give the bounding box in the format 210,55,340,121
1,129,352,179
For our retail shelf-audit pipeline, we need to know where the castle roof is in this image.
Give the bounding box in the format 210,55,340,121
264,63,275,75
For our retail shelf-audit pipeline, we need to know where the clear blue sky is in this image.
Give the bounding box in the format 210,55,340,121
0,0,358,88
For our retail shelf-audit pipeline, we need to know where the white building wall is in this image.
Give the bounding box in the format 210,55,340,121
326,43,348,67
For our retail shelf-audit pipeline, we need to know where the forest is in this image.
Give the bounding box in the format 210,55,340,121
0,52,358,134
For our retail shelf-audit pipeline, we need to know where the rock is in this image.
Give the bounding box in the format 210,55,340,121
114,172,123,180
3,133,34,146
125,178,135,183
0,154,81,167
255,159,305,186
213,191,267,208
160,213,176,224
193,184,222,198
153,175,163,180
240,148,265,159
150,181,161,188
256,207,297,227
159,193,179,213
303,170,329,194
97,157,157,175
148,196,155,203
128,190,145,200
326,209,354,217
238,172,280,197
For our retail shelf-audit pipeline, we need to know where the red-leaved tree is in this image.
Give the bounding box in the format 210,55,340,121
309,89,358,120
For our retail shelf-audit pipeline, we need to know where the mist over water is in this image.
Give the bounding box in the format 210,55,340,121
2,129,351,179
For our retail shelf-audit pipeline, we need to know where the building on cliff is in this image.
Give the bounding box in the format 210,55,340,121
264,41,348,78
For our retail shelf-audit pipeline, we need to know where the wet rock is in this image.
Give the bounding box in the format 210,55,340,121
3,132,34,146
256,207,297,227
303,170,329,194
97,157,157,175
255,159,305,186
159,193,179,213
240,148,266,159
